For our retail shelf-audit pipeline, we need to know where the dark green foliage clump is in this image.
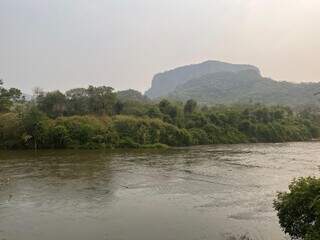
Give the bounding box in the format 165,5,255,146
274,177,320,240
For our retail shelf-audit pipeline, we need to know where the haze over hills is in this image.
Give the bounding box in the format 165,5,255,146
145,60,320,107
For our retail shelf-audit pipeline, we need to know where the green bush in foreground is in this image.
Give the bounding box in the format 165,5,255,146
274,177,320,240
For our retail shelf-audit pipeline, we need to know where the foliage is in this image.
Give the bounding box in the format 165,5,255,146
117,89,150,103
0,80,320,149
87,86,116,115
39,86,116,117
184,99,197,114
0,112,24,148
53,115,118,148
0,80,22,112
113,115,190,147
189,128,209,145
37,90,67,118
65,88,89,115
21,106,50,150
159,99,178,123
274,177,320,240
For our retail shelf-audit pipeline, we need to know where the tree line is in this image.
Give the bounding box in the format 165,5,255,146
0,81,320,150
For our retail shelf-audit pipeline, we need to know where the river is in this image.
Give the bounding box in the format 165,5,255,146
0,142,319,240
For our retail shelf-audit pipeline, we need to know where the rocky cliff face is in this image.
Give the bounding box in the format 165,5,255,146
145,60,259,98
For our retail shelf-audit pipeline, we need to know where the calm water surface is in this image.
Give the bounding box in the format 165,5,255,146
1,142,320,240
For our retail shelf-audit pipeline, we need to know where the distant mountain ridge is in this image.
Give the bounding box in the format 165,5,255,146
145,60,259,98
145,60,320,107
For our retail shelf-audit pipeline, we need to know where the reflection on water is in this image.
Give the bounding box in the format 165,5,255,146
0,142,319,240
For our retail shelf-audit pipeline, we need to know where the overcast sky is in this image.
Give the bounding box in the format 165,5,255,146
1,0,320,94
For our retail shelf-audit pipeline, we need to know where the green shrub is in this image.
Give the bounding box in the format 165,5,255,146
203,124,221,144
55,116,106,146
118,137,140,148
48,125,70,148
189,128,209,145
274,177,320,240
21,107,50,149
0,113,24,148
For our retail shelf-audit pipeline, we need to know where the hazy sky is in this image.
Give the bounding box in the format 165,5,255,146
1,0,320,94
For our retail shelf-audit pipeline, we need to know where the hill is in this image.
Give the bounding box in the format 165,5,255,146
145,61,320,107
145,60,259,98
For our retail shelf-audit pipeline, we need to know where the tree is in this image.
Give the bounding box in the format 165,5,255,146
189,128,209,145
184,99,197,114
0,80,22,112
238,120,255,136
113,101,124,114
87,86,116,115
32,87,45,98
146,106,162,118
254,107,271,123
0,112,23,148
65,88,89,115
185,112,208,128
49,125,70,148
274,177,320,240
158,99,178,122
37,91,67,118
22,106,49,150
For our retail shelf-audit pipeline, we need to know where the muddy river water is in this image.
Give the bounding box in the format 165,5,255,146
1,142,320,240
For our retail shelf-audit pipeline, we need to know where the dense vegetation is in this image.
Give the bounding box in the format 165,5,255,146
274,177,320,240
0,81,320,150
146,60,320,107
